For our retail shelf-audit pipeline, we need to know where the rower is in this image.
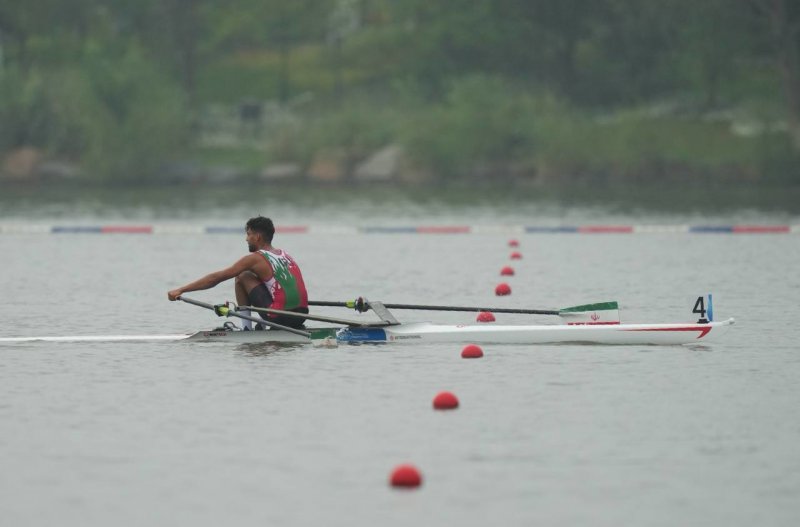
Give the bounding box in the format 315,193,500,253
167,216,309,329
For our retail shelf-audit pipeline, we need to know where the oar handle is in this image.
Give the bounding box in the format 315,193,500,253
179,296,311,337
308,300,559,315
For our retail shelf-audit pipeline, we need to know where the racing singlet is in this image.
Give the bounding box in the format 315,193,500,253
258,249,309,311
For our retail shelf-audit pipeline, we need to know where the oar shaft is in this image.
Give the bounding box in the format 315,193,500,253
385,303,559,315
308,300,559,315
179,296,311,337
309,301,356,308
239,305,387,327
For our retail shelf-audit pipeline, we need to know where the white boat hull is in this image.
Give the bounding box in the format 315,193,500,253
183,318,735,346
0,319,734,346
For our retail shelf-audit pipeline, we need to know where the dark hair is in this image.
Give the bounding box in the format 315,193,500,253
246,216,275,242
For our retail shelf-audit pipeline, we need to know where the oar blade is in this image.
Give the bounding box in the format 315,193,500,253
310,328,340,348
558,301,620,325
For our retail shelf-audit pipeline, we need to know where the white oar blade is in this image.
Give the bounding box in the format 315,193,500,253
311,337,339,348
310,328,340,348
558,301,620,325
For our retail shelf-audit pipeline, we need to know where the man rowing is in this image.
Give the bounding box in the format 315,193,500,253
167,216,309,329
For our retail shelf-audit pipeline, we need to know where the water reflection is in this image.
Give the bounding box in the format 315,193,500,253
683,344,714,352
234,341,308,357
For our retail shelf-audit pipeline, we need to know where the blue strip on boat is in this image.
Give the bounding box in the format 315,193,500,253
335,328,388,342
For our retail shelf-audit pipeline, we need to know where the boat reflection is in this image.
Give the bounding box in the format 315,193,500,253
234,341,309,357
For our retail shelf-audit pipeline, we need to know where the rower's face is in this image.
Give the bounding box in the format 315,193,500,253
245,228,260,252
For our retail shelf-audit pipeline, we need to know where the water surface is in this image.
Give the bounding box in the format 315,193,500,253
1,193,798,526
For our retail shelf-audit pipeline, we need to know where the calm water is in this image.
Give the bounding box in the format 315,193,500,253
1,190,799,526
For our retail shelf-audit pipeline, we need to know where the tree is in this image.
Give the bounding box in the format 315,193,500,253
748,0,800,149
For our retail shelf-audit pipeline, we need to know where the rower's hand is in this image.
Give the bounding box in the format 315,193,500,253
354,296,369,312
167,289,182,301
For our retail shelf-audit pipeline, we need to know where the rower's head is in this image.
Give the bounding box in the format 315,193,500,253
245,216,275,252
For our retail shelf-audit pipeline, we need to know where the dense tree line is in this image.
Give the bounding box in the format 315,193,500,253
0,0,798,183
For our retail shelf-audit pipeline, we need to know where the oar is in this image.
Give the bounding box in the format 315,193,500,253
308,299,556,314
309,299,618,316
179,296,311,338
238,305,392,327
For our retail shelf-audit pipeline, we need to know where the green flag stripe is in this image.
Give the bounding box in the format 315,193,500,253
559,301,619,313
262,252,301,307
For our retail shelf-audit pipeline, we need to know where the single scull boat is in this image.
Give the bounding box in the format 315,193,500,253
0,295,733,346
179,294,733,345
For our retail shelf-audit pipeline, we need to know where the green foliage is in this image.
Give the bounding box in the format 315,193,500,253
81,44,189,181
399,75,540,179
197,46,341,104
0,67,43,151
534,113,761,179
0,65,106,158
0,43,188,182
187,145,266,171
268,99,402,167
1,0,798,186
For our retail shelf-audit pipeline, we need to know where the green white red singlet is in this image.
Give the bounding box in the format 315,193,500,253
258,249,308,311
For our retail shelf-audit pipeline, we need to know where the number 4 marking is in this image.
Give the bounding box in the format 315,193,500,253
693,296,707,321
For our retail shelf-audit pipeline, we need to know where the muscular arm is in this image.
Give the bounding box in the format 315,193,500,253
167,253,267,300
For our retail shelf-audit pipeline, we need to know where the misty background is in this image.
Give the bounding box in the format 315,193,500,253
1,0,798,204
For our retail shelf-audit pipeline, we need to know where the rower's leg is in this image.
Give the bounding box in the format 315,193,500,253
235,271,261,304
235,271,262,329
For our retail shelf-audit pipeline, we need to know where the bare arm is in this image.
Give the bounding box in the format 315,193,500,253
167,254,262,300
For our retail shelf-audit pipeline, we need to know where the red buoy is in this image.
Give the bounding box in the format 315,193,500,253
510,251,522,260
461,344,484,358
432,391,459,410
390,464,422,487
500,266,515,276
476,311,496,322
508,239,520,247
495,282,512,296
